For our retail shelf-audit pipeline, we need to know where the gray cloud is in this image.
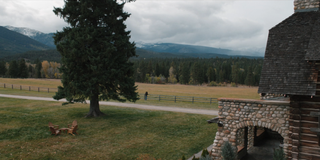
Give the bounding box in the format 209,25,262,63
0,0,293,55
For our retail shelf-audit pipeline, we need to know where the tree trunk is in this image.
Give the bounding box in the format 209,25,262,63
85,93,105,117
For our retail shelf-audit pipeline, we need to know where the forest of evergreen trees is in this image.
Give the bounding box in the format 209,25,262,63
0,57,263,86
131,57,263,86
0,59,61,79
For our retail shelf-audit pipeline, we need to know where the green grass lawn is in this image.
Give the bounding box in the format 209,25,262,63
0,97,216,160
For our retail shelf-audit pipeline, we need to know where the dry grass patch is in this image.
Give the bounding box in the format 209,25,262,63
0,78,259,99
0,97,216,160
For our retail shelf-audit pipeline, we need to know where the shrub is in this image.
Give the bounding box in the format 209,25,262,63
201,149,209,157
199,155,211,160
208,81,218,86
192,156,199,160
230,82,237,87
273,147,285,160
221,141,237,160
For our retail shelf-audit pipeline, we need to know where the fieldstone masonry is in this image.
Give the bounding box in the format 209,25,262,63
294,0,320,12
211,98,290,159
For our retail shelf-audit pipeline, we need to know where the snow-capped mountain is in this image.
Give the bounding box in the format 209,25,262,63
4,26,55,48
5,25,42,37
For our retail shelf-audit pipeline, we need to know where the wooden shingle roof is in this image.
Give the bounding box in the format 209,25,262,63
258,11,320,96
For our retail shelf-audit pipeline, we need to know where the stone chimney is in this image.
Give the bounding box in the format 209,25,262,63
294,0,320,12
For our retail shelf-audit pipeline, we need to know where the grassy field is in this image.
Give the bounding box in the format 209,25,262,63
0,78,260,99
0,97,215,160
0,78,260,110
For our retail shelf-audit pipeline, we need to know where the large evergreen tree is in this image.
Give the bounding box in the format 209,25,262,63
53,0,138,117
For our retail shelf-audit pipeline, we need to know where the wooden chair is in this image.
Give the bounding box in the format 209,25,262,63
48,122,61,136
66,120,78,136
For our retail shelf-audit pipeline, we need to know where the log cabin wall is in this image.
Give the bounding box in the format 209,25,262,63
289,96,320,160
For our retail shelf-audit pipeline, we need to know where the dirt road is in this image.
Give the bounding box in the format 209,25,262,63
0,94,218,116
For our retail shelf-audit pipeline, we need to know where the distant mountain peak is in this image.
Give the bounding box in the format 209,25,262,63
3,25,55,48
4,25,43,37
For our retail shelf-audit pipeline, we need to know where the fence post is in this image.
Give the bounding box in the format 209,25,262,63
175,96,176,103
29,86,30,91
4,83,5,88
48,88,49,93
20,85,22,90
210,98,212,104
192,97,194,103
38,87,39,92
159,95,160,101
12,85,13,89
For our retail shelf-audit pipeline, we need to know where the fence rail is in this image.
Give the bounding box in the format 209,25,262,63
139,94,217,104
0,83,218,104
0,83,58,93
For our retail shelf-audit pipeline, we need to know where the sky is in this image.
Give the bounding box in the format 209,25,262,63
0,0,294,56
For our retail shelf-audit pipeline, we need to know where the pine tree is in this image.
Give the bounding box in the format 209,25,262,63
9,60,19,78
35,59,42,78
18,59,28,78
28,65,34,78
179,62,190,84
53,0,138,117
147,61,153,75
155,63,160,77
206,67,214,83
245,66,254,86
221,141,236,160
231,62,239,84
0,61,7,77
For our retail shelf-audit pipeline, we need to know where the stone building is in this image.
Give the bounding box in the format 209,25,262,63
211,0,320,159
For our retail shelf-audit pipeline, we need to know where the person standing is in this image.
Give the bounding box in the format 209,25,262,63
144,91,148,100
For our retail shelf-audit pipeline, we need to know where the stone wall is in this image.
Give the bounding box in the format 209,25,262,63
260,93,285,100
211,98,290,159
294,0,320,12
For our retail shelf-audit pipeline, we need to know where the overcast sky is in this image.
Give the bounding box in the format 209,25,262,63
0,0,294,55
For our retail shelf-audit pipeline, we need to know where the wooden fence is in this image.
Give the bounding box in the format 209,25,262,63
0,83,58,93
0,83,218,104
139,94,217,104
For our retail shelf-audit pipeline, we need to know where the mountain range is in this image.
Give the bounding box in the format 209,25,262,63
0,26,52,58
4,26,56,48
0,26,263,61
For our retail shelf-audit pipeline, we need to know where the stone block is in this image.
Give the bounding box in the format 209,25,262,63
223,137,229,141
224,130,230,134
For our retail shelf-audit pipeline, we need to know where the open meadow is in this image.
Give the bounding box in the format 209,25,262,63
0,78,260,110
0,97,215,160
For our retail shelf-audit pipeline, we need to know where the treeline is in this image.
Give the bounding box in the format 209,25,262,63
1,57,263,86
131,57,263,86
0,59,61,79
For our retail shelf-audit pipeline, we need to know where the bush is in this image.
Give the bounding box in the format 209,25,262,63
201,149,209,157
230,82,237,87
192,156,199,160
199,155,211,160
221,141,237,160
273,147,285,160
208,81,218,86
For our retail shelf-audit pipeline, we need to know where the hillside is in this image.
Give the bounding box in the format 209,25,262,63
4,26,55,48
0,26,51,58
136,42,263,57
1,47,262,63
0,49,61,62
